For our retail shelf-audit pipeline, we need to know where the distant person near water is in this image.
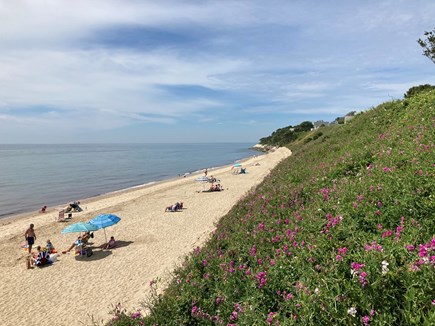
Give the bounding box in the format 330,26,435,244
24,223,36,254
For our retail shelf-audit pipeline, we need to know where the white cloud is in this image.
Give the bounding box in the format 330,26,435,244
0,0,435,143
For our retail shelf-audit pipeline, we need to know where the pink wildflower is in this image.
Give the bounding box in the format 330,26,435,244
320,188,330,201
362,315,370,325
359,272,368,287
234,303,244,313
382,230,393,238
267,312,277,325
256,271,267,288
418,244,428,257
351,262,365,271
365,241,383,252
338,247,348,255
249,245,257,256
405,244,415,251
130,310,142,319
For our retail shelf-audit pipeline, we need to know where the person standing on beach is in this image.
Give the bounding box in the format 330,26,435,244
204,168,208,176
24,224,36,254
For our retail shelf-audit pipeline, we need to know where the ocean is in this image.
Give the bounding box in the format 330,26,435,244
0,143,259,218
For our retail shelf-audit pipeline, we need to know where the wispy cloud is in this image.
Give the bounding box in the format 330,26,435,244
0,0,434,143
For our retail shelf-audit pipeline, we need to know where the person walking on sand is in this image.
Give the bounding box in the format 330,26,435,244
24,223,36,254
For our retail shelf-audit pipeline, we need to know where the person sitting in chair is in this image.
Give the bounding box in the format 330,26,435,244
63,236,84,254
82,231,93,244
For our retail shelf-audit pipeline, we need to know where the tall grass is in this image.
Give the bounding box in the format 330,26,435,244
108,91,434,325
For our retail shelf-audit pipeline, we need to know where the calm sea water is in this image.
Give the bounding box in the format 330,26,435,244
0,143,259,218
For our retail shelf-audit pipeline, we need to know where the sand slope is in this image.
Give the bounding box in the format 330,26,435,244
0,147,291,326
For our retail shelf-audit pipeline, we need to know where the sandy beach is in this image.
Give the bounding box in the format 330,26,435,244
0,147,291,326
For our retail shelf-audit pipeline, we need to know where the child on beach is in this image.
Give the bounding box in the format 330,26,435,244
100,236,116,249
46,239,55,253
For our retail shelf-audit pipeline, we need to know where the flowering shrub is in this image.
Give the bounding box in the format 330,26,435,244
108,91,435,325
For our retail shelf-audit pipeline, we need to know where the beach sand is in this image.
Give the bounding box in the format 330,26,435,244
0,147,291,326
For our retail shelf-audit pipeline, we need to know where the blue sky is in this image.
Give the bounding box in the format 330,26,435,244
0,0,434,144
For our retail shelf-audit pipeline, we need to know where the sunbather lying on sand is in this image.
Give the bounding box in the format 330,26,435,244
165,202,183,212
201,184,224,192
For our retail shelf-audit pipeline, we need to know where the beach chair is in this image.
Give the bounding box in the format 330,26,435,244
56,209,71,222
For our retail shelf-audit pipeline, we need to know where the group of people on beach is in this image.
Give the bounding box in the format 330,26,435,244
202,183,224,192
24,223,116,269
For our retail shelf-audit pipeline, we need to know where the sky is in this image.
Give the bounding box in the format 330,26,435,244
0,0,434,144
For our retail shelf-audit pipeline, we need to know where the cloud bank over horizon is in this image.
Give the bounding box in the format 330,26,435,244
0,0,434,143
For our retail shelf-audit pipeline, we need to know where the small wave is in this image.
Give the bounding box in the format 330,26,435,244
109,181,157,194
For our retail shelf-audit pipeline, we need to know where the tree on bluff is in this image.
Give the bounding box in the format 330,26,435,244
294,121,314,133
259,121,314,146
404,84,435,99
418,27,435,64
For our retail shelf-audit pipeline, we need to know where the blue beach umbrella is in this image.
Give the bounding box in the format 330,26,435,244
61,222,99,234
88,214,121,243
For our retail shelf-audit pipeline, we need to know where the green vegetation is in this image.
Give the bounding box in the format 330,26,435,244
107,90,435,325
260,121,314,147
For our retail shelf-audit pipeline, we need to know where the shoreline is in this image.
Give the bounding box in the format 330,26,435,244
0,147,291,326
0,152,261,225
